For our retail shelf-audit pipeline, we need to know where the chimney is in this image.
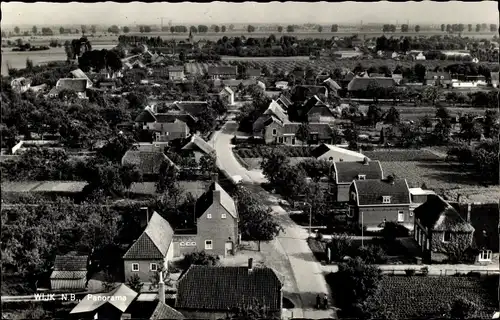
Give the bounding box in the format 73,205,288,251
248,258,253,272
466,203,472,222
211,173,219,183
362,157,369,165
387,175,395,185
139,207,150,229
456,193,461,203
158,271,165,304
213,190,221,202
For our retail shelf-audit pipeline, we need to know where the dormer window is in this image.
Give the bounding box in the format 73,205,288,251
382,196,391,204
433,76,438,79
440,76,444,79
358,174,366,180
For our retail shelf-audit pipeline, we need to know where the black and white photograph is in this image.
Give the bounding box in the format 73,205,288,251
1,1,499,319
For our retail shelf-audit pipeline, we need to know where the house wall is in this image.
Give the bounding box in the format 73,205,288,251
308,114,336,123
263,122,283,144
355,205,411,229
430,231,474,255
169,71,184,80
123,259,163,283
172,235,198,257
196,202,238,257
318,150,365,162
179,310,281,320
336,183,351,202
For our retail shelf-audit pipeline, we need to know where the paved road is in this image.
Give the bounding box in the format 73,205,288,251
322,263,500,275
212,121,337,319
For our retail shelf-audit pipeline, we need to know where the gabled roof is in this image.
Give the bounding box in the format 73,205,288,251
207,66,237,76
195,182,237,219
277,94,293,109
353,179,411,206
212,79,257,87
221,86,235,95
311,144,366,161
172,101,208,117
181,134,215,155
134,108,157,123
303,95,331,114
294,85,328,97
175,265,283,311
69,69,92,85
425,72,452,80
347,77,396,91
264,100,288,123
282,122,333,139
55,78,87,92
50,270,87,280
149,301,185,320
168,66,184,72
123,211,174,259
121,150,178,175
53,254,87,271
414,195,475,232
333,160,383,184
253,115,281,133
70,284,138,314
245,68,261,77
323,78,342,91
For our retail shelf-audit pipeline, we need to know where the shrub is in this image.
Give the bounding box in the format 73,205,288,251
420,266,429,276
405,268,416,276
466,271,481,278
327,233,354,262
381,222,409,243
357,244,387,264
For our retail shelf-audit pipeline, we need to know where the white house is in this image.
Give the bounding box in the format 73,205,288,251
219,86,235,106
312,144,368,162
275,81,289,90
415,52,426,60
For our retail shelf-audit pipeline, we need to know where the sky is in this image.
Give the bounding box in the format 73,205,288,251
1,1,498,26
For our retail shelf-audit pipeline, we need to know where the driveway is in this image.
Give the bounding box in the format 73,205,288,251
211,122,337,319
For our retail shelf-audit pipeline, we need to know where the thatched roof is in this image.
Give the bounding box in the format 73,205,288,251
414,195,475,232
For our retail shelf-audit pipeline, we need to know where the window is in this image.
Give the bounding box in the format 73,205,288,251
207,214,212,219
190,242,196,246
397,211,405,222
292,138,296,145
180,242,185,247
409,211,414,217
358,174,366,180
150,263,157,271
205,240,213,250
443,231,451,242
479,250,492,261
221,213,227,219
440,76,444,79
272,129,277,136
433,75,438,79
382,196,391,204
132,263,139,272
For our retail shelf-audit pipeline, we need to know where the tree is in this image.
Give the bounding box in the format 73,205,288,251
401,24,408,33
296,122,311,145
367,105,383,127
199,153,217,178
144,26,152,33
490,24,497,32
123,26,130,33
179,251,220,272
476,24,481,32
286,25,294,33
448,297,479,319
229,24,234,31
384,107,400,125
331,24,338,32
221,25,226,32
59,26,65,34
14,26,20,34
214,25,220,33
414,63,427,83
318,25,323,33
108,25,120,34
381,221,409,243
235,186,283,251
483,110,499,138
260,148,290,185
126,274,143,293
90,25,97,34
436,105,450,120
156,161,179,194
422,86,440,106
296,159,331,182
419,115,433,133
326,233,354,262
97,134,136,163
468,24,472,32
277,26,283,33
440,24,445,32
31,26,37,35
366,80,383,103
247,25,255,33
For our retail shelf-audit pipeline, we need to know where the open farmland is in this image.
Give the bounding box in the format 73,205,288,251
358,106,491,122
365,275,497,319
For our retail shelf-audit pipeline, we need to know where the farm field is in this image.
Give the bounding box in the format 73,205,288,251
357,106,491,122
365,275,497,319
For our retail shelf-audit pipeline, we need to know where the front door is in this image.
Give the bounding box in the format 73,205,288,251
225,241,233,256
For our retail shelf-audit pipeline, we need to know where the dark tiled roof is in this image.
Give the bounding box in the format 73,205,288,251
173,101,208,117
353,179,410,206
246,68,261,77
278,94,293,108
195,182,237,219
425,72,452,80
282,122,333,139
208,66,237,76
175,265,283,311
150,301,185,320
168,66,184,72
347,77,396,91
134,108,157,123
311,143,331,158
50,270,87,280
333,160,383,183
121,151,176,175
56,78,87,92
53,254,87,271
181,135,215,155
123,212,174,259
323,78,341,91
414,195,475,232
294,85,327,96
212,79,258,87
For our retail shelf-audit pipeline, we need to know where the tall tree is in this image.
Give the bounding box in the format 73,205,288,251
156,161,179,194
123,26,130,33
367,105,383,127
318,25,323,33
414,25,420,33
296,122,311,145
331,24,338,32
221,25,226,32
59,26,65,34
14,26,20,34
260,148,290,186
475,24,481,32
247,25,255,33
384,107,400,125
286,25,295,33
467,24,472,32
31,26,37,35
277,26,283,33
440,24,445,32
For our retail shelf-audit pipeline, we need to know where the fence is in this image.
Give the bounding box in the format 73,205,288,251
383,267,499,276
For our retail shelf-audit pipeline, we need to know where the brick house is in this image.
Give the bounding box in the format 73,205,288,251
348,178,412,231
245,68,261,79
48,78,88,99
303,95,336,123
311,144,366,162
168,66,185,81
347,77,396,95
413,195,475,263
425,72,452,87
207,66,237,80
331,159,383,202
69,68,93,88
181,134,216,162
121,150,179,181
218,86,235,106
175,261,283,320
50,253,88,291
123,211,175,283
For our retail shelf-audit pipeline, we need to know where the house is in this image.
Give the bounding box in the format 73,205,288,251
331,159,383,202
171,101,209,118
52,78,88,99
293,85,329,102
175,261,283,320
303,95,336,123
69,68,93,88
98,80,117,90
121,150,179,179
207,66,237,80
276,94,293,111
50,253,88,291
277,122,335,145
181,134,216,162
123,211,175,283
323,78,341,96
311,144,366,162
415,52,426,60
11,77,32,93
491,72,499,88
70,284,138,319
245,68,261,78
135,107,194,141
347,77,396,93
252,100,289,138
275,81,289,90
413,195,475,263
212,79,258,89
168,66,185,81
409,187,436,214
219,86,235,106
392,74,403,85
369,73,386,78
348,177,412,231
425,72,452,87
29,83,48,93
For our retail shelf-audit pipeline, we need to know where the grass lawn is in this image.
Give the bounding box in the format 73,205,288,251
234,145,314,158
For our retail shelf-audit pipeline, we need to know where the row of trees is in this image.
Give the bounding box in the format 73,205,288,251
383,24,421,33
440,23,497,33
